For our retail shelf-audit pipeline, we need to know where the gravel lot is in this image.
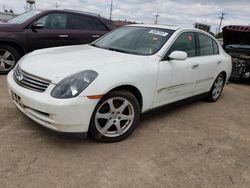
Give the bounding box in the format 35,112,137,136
0,75,250,188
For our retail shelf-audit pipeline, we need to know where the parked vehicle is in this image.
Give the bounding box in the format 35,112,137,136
223,25,250,80
7,25,232,142
0,9,114,74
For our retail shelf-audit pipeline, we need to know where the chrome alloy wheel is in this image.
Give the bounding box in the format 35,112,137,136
0,49,15,72
95,97,135,138
212,75,224,100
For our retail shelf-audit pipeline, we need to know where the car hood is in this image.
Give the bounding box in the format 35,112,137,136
0,23,23,32
223,25,250,47
19,45,145,83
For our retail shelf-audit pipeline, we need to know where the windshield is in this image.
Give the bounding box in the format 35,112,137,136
7,11,41,24
92,26,174,55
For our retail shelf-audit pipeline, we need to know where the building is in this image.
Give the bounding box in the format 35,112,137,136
113,20,139,28
0,12,18,22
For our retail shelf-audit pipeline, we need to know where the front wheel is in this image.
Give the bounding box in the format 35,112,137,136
207,73,226,102
0,45,21,74
89,90,140,143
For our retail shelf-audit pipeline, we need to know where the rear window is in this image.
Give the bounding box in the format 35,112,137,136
213,40,219,54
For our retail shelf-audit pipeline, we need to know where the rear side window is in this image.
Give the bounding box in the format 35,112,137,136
168,32,196,57
92,19,108,31
69,14,107,31
198,34,214,56
37,13,67,29
213,40,219,54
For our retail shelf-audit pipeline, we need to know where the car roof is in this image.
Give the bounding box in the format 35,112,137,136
126,24,203,32
38,9,101,18
126,24,183,31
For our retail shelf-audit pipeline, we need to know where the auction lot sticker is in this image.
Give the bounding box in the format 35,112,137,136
149,30,169,37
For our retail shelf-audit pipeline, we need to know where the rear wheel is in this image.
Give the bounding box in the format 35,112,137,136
207,73,226,102
0,45,21,74
89,90,140,143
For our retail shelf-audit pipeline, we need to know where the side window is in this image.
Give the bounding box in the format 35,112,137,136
168,32,196,57
92,19,108,31
37,13,67,29
69,14,107,31
213,40,219,54
198,34,214,56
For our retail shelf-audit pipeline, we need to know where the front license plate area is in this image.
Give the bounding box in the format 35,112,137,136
11,91,24,108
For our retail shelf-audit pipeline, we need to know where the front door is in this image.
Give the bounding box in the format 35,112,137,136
154,32,199,107
26,13,70,52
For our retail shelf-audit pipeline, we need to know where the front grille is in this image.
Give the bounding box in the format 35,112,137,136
13,66,51,92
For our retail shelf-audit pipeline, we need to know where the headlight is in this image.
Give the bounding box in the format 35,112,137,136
51,70,98,99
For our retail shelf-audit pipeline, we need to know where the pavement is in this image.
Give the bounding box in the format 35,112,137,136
0,75,250,188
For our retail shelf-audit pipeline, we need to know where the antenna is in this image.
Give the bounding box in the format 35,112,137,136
109,0,113,20
154,12,160,24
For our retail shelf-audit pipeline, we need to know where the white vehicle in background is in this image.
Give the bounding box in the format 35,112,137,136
7,24,232,142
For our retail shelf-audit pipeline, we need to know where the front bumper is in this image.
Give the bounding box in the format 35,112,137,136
7,71,99,133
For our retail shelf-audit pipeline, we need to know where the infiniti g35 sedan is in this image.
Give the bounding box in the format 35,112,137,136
7,25,232,142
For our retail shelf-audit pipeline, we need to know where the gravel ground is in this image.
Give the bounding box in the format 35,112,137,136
0,75,250,188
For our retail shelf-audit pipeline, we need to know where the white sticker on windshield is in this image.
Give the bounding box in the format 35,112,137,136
148,30,169,37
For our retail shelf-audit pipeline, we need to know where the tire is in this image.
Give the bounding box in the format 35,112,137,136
0,45,21,74
89,90,141,143
207,73,226,102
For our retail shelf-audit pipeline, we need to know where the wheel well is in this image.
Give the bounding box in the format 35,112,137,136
220,71,227,80
109,85,143,110
0,41,25,56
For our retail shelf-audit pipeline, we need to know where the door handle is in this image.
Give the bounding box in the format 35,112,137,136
192,64,199,69
217,61,222,65
92,35,100,38
58,34,69,38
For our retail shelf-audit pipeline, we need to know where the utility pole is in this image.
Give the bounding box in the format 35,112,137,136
154,12,160,24
218,12,225,35
55,1,59,8
109,0,113,20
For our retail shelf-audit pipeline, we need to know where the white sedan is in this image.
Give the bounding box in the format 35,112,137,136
7,24,232,142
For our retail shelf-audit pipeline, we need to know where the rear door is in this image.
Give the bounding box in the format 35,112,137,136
194,33,222,94
27,13,70,51
68,14,109,45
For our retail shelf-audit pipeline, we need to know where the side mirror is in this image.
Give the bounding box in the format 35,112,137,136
168,51,188,61
32,22,44,30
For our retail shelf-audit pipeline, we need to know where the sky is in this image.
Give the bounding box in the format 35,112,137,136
1,0,250,33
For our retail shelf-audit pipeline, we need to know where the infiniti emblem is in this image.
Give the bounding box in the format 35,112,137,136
17,74,24,81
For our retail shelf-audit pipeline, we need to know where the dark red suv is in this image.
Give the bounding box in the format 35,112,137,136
0,9,114,74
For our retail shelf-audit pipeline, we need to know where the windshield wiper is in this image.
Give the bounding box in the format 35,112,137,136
106,47,128,53
89,43,100,48
90,45,142,55
90,44,127,53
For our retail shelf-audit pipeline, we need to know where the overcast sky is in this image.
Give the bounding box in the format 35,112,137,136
1,0,250,32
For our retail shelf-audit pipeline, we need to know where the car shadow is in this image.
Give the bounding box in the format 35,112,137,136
141,97,202,122
19,94,206,145
228,79,250,85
